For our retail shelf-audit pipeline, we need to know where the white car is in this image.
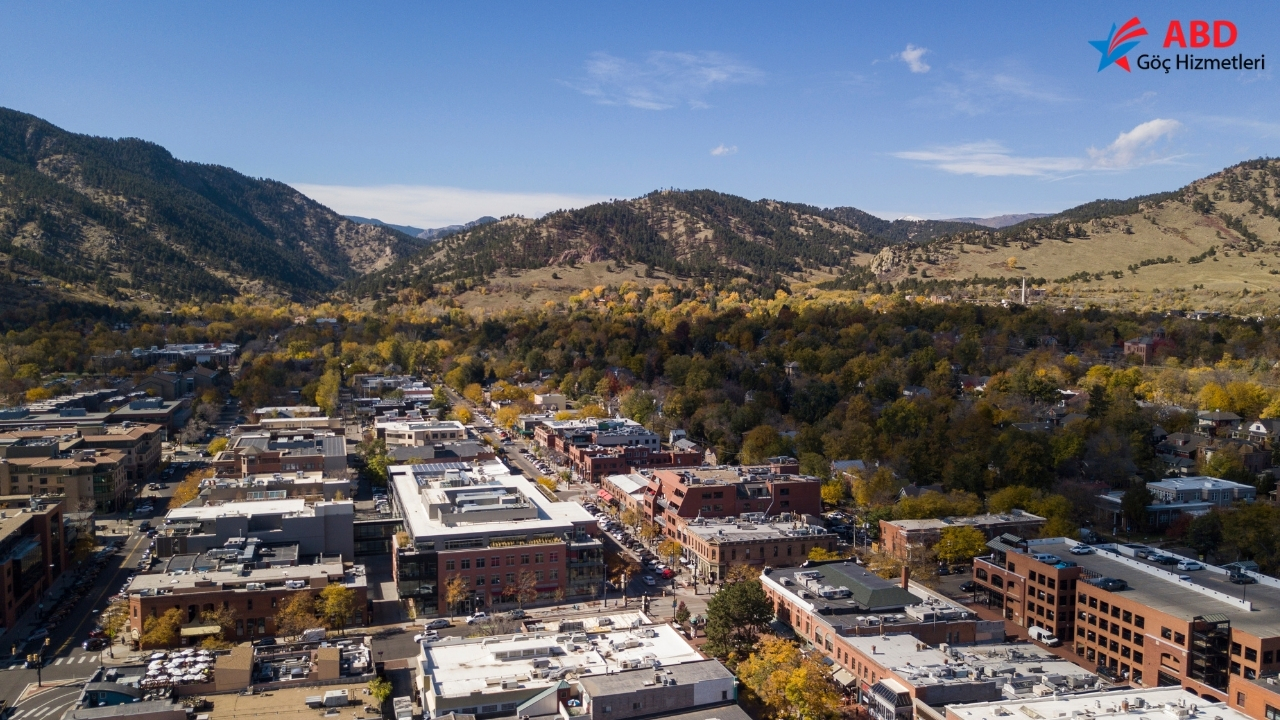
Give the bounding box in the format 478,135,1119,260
1177,559,1203,571
641,575,656,586
413,631,439,643
465,612,489,625
1069,545,1095,555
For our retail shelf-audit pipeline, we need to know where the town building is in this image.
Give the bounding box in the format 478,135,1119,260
945,686,1250,720
376,419,468,447
389,461,606,617
680,516,836,583
600,473,653,517
879,511,1047,561
761,562,1007,679
0,495,66,632
534,419,660,458
213,429,349,478
416,613,729,719
386,440,495,465
156,497,355,560
532,393,567,411
202,471,350,503
125,552,367,644
568,444,702,483
1096,476,1256,531
0,439,129,512
648,465,824,537
0,423,164,485
134,367,224,400
825,633,1099,720
972,535,1280,702
1199,411,1244,438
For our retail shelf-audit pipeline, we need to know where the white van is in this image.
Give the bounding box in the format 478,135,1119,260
1028,626,1061,647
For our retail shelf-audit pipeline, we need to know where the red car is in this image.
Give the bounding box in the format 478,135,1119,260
88,629,108,639
660,568,674,579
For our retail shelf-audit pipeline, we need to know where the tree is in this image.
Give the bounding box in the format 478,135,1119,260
1186,512,1223,558
1121,484,1153,533
100,600,129,640
207,436,228,455
737,636,841,720
852,467,899,508
808,547,844,562
675,601,691,625
619,508,641,530
620,388,658,425
140,608,183,648
578,403,608,419
368,677,393,706
496,405,521,429
444,575,469,617
514,569,539,609
452,406,473,424
703,579,774,661
893,490,982,520
315,367,342,416
740,425,791,465
638,522,660,542
658,539,683,566
275,593,320,639
1200,446,1257,485
318,584,358,635
169,467,212,508
935,526,988,564
819,479,848,507
463,383,485,405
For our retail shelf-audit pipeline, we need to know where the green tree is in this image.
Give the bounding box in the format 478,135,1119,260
675,601,691,625
934,526,989,564
740,425,791,465
318,584,358,635
703,579,774,661
619,388,658,425
140,607,183,648
1121,484,1153,533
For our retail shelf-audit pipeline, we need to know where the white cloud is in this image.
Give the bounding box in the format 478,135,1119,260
289,184,612,229
1087,118,1183,169
894,44,930,73
571,51,762,110
710,144,738,156
928,67,1070,115
894,119,1182,177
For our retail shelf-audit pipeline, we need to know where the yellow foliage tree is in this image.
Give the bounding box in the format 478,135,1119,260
892,490,982,520
495,405,521,429
935,526,989,564
452,406,472,424
463,383,485,405
852,467,899,508
819,479,848,507
207,437,229,455
736,636,841,720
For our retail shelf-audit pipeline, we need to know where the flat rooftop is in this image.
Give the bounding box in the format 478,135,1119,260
206,681,375,720
422,616,702,700
165,498,310,520
684,518,833,543
946,686,1250,720
127,561,362,594
845,634,1097,691
1030,540,1280,637
763,561,921,612
888,512,1045,532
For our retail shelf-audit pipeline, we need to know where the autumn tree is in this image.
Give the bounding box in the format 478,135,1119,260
620,388,658,425
638,522,660,542
444,575,469,618
318,583,358,635
934,526,989,565
620,508,641,530
140,608,183,648
514,569,539,609
315,366,342,416
463,383,485,405
100,600,130,640
852,467,899,508
808,547,844,561
819,479,848,507
737,636,841,720
368,677,393,706
703,578,773,661
207,436,229,455
658,539,683,566
275,593,320,639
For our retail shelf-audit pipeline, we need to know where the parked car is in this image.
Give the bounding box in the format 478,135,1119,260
959,580,978,592
425,619,451,629
1177,559,1203,571
1230,572,1258,585
27,628,49,643
412,631,439,643
1069,545,1095,555
642,575,656,586
254,637,277,647
82,638,107,651
507,608,527,619
466,612,489,625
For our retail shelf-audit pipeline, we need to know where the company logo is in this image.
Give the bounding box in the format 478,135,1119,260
1090,17,1148,72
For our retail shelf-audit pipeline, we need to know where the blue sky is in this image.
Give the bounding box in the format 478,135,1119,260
1,2,1277,226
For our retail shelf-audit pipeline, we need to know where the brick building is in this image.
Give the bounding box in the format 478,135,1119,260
0,496,65,632
680,517,835,582
879,510,1046,561
0,438,129,512
972,535,1280,702
649,464,823,537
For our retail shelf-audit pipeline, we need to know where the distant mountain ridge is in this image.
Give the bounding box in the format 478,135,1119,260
0,107,424,302
346,214,499,241
344,190,988,297
944,213,1054,228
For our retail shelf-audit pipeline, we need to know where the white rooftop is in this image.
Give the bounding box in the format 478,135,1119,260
1147,476,1254,492
848,634,1097,691
604,473,649,496
946,686,1251,720
165,498,352,521
421,616,702,700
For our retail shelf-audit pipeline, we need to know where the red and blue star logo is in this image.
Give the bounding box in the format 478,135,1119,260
1090,17,1149,72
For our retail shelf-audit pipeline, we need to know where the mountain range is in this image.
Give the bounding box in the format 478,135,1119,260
0,107,423,303
2,106,1278,313
345,215,499,241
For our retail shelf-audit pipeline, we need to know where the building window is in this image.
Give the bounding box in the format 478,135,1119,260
1134,615,1145,629
446,560,455,571
521,555,530,564
549,553,558,562
1265,706,1280,720
492,556,501,567
507,573,514,583
535,553,544,563
1233,643,1242,656
476,558,485,569
461,559,471,569
1246,648,1258,662
1266,651,1275,664
1123,610,1132,623
1174,632,1185,645
1161,627,1172,640
492,574,501,585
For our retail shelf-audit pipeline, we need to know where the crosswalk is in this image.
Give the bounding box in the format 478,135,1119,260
2,653,98,670
9,705,71,719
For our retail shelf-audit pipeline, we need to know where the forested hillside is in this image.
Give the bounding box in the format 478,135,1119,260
0,108,424,303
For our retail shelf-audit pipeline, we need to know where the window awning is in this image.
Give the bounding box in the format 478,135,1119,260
179,624,222,637
832,668,857,688
596,489,615,502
